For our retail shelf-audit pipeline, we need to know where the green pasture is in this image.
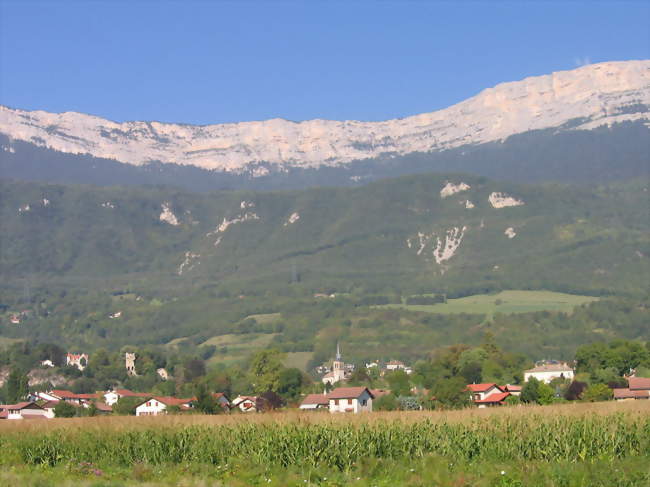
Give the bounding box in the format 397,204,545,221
378,290,599,317
202,333,278,365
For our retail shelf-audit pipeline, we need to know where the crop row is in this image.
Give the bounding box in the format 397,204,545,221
2,414,648,470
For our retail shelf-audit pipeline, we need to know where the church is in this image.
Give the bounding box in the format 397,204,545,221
321,343,347,385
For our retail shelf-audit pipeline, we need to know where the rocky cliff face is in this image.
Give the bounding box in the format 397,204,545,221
1,60,648,174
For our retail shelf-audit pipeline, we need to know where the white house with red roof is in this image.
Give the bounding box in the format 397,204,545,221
466,383,514,408
524,362,574,383
134,396,193,416
328,387,374,413
613,376,650,401
474,391,511,408
0,402,49,420
467,383,503,401
299,394,329,410
104,388,150,406
231,395,258,412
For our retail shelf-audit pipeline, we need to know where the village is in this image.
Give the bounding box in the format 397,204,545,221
1,342,649,420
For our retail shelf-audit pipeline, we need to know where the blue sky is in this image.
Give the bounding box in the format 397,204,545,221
1,1,648,125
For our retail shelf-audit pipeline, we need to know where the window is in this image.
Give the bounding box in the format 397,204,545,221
361,399,367,406
334,399,339,405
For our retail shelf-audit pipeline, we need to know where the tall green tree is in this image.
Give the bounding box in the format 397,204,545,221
249,349,286,394
4,368,29,403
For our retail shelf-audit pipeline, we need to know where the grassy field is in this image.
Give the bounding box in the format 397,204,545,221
379,290,599,317
284,351,314,371
0,402,648,486
202,333,278,365
0,336,23,348
244,313,282,324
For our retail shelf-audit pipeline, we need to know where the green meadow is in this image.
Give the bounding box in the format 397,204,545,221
379,290,599,318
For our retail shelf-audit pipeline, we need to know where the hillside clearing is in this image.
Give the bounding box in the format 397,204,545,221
378,290,598,317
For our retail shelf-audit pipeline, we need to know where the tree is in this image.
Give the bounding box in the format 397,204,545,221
54,401,77,418
582,383,613,402
564,381,588,401
257,391,284,411
277,368,304,402
183,359,206,382
385,370,411,397
113,396,141,415
193,383,217,414
537,382,555,405
432,377,471,409
374,394,398,411
249,350,286,394
521,378,541,404
4,368,29,403
504,395,520,406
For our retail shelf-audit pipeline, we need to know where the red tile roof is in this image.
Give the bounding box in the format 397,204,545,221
475,392,511,404
51,390,75,398
502,385,522,392
114,389,151,397
467,383,502,393
628,377,650,391
300,394,329,406
328,387,374,399
613,388,650,399
93,402,113,412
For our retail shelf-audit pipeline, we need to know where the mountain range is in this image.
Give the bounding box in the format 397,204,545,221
1,60,649,190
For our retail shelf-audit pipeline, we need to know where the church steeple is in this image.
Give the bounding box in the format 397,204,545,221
336,341,341,361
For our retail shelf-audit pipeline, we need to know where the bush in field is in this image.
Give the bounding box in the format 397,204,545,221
112,396,141,415
431,377,471,409
565,381,588,401
582,383,613,402
374,394,398,411
53,401,77,418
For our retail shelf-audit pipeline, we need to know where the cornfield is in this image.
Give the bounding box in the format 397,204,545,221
2,410,648,471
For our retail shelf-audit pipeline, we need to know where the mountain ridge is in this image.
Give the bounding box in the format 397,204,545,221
2,60,649,174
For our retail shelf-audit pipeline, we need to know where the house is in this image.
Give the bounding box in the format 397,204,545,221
502,384,522,396
385,360,406,371
66,353,89,371
328,387,374,413
628,377,650,391
299,394,329,410
524,362,574,383
0,402,49,420
40,359,55,368
613,388,649,400
10,314,20,324
322,343,347,385
231,395,258,412
135,396,193,416
212,392,231,410
474,392,511,408
104,389,150,406
613,376,650,401
157,368,169,380
467,383,504,402
93,402,113,414
48,390,100,407
40,400,60,418
32,390,66,402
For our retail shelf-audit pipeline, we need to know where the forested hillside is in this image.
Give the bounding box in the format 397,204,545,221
1,172,648,359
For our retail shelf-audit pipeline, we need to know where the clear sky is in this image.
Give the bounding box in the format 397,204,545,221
1,1,648,125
